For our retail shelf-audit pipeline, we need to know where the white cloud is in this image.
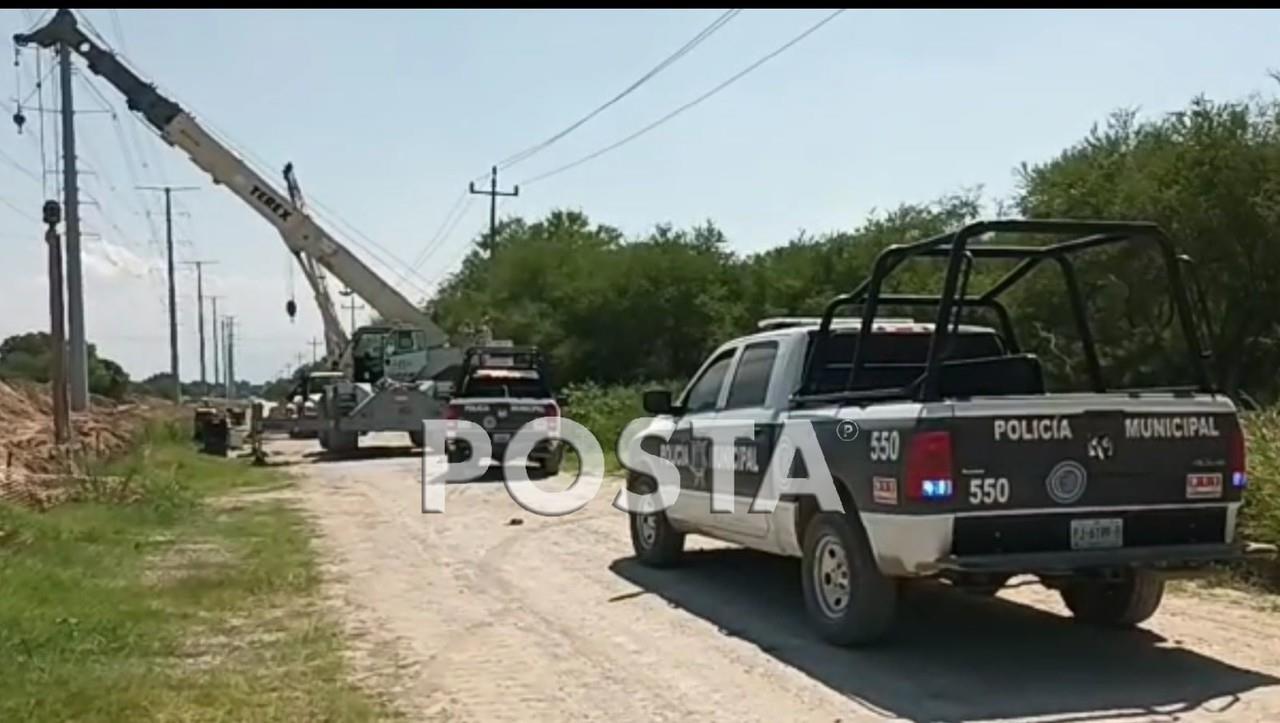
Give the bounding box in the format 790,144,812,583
82,238,162,280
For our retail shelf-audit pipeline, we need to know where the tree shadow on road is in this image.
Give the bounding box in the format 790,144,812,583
610,549,1279,722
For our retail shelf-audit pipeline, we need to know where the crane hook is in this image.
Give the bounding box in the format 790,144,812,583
285,298,297,321
11,45,23,134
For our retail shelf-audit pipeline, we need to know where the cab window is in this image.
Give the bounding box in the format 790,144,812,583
681,349,736,414
725,341,779,409
396,331,416,352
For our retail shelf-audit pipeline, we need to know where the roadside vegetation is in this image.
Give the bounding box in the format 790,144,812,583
1241,411,1280,569
430,90,1280,560
0,420,385,722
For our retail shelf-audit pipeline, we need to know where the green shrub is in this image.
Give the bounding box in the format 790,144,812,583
1241,410,1280,548
562,380,683,461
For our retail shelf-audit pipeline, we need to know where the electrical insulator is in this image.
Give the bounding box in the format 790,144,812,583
285,298,297,321
12,107,24,134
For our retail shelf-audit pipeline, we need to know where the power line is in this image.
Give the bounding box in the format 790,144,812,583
520,9,846,187
0,144,41,183
424,196,479,281
74,69,165,241
127,74,437,298
423,199,491,291
0,196,39,223
52,10,458,302
107,10,129,56
435,216,492,286
410,188,468,271
495,9,741,171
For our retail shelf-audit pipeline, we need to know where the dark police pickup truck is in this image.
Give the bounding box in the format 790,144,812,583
445,346,564,475
626,219,1275,647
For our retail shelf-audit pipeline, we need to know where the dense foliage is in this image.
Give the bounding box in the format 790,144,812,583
0,332,131,400
427,93,1280,405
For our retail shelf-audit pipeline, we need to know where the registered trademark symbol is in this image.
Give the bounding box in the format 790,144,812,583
836,419,860,442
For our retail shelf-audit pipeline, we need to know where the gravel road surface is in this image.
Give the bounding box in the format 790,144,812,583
267,435,1280,722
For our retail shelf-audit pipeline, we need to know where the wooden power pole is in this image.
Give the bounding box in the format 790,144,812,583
469,165,518,254
43,200,70,444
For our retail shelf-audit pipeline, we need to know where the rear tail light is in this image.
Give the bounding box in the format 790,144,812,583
444,404,460,438
539,402,561,436
1230,424,1248,489
905,430,954,501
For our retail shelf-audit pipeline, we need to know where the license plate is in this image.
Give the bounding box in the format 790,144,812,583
493,433,511,444
1070,518,1123,550
1186,473,1223,500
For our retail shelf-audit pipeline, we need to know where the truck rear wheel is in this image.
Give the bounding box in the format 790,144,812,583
408,430,425,448
801,512,897,646
538,445,563,476
1059,570,1165,628
327,430,358,453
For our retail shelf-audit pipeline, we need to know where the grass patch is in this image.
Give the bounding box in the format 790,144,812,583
561,380,682,473
0,420,386,722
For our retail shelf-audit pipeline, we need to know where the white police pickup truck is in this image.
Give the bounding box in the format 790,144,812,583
625,219,1274,647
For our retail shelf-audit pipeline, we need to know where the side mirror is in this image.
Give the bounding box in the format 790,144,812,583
642,389,675,415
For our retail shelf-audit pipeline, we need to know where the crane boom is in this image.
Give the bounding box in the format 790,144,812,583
16,10,450,353
295,250,347,358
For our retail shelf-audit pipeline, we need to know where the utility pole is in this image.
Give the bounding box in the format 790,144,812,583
223,316,237,400
338,287,364,334
308,337,322,364
138,185,198,403
43,200,70,444
181,260,217,391
469,165,518,255
58,40,88,412
208,295,222,388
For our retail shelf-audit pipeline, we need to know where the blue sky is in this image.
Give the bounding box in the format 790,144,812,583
1,9,1277,382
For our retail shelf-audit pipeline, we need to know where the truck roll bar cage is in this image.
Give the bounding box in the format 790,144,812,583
796,219,1215,404
457,345,554,386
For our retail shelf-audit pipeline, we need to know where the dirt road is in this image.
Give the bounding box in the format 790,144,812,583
271,435,1280,722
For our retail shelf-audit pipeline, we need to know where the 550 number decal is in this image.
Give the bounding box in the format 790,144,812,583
869,430,900,462
968,477,1010,505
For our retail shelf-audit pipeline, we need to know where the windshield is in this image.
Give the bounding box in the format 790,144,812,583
459,375,551,399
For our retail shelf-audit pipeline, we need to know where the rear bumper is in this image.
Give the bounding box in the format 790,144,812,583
447,438,562,462
938,541,1278,576
859,503,1260,577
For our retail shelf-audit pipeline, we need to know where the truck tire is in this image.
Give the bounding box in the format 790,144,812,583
408,430,425,448
539,446,563,477
1059,570,1165,628
446,443,468,465
629,509,685,567
801,512,897,647
328,430,358,453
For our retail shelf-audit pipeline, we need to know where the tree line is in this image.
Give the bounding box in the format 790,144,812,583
427,93,1280,404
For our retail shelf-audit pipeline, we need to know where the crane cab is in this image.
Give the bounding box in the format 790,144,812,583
347,325,429,383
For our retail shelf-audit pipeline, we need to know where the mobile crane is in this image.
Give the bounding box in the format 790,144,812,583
16,9,463,453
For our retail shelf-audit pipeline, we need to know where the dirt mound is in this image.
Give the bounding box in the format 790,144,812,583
0,379,172,507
